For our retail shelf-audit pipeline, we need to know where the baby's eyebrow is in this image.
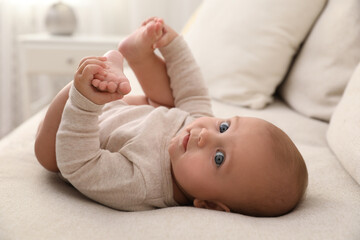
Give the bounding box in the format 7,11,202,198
223,117,240,174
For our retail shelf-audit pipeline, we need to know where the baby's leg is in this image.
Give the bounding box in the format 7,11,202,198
34,82,71,172
91,50,131,96
118,18,176,108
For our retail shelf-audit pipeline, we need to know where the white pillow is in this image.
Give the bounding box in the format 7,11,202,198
184,0,326,109
327,62,360,185
280,0,360,121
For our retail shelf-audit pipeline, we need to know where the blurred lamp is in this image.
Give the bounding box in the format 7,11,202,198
45,0,77,35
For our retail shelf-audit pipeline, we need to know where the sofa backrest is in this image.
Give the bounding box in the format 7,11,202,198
327,62,360,185
279,0,360,122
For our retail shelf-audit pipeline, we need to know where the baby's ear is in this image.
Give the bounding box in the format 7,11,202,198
193,199,230,212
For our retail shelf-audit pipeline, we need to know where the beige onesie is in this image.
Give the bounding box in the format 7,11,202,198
56,36,213,211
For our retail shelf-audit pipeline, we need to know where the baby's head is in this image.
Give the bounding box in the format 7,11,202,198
169,116,308,217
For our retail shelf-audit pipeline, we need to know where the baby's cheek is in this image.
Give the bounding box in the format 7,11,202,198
176,156,196,176
186,156,206,176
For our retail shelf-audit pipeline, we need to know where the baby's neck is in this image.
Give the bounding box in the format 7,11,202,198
171,172,193,206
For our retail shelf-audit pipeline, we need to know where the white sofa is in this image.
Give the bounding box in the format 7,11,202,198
1,0,359,239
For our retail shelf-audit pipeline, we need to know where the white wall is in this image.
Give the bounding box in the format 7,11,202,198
127,0,202,33
74,0,202,34
0,0,202,138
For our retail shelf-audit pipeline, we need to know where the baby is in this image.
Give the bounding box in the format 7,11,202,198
35,18,308,217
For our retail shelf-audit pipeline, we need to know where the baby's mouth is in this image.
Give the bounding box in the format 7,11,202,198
182,134,190,151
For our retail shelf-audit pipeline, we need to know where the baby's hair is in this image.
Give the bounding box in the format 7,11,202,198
266,123,308,214
230,121,308,217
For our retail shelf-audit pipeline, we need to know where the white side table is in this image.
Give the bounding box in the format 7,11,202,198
18,34,123,119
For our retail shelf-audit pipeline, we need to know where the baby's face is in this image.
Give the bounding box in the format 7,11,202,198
169,116,276,209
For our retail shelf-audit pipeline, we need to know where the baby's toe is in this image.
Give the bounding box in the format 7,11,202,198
118,81,131,95
107,82,117,93
98,81,108,91
92,79,101,88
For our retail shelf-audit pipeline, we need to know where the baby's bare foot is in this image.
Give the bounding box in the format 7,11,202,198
118,17,164,63
92,50,131,95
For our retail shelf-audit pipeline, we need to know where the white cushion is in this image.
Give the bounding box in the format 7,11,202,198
184,0,326,109
327,62,360,185
280,0,360,121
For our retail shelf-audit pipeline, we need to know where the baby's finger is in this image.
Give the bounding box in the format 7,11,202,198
142,17,157,26
153,36,167,49
77,59,107,75
94,73,107,81
155,17,164,25
78,56,107,68
153,26,177,49
77,56,107,70
81,64,105,82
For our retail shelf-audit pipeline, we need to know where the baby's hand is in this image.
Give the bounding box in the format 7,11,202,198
153,22,178,49
74,56,124,105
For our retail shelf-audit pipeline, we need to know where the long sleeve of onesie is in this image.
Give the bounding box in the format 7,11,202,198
160,36,213,118
56,86,147,210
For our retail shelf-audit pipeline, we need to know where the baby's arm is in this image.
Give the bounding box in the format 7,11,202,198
34,55,128,172
56,59,145,210
159,36,213,117
35,56,108,172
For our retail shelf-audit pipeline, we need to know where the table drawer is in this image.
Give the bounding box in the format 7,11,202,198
23,45,116,75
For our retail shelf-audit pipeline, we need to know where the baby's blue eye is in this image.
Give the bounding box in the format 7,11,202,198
219,122,229,133
214,151,225,167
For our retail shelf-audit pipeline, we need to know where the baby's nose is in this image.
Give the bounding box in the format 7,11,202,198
198,128,209,147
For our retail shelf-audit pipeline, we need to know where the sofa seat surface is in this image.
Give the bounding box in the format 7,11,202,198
1,89,359,239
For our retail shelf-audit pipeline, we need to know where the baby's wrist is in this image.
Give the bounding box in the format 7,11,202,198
70,83,104,112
